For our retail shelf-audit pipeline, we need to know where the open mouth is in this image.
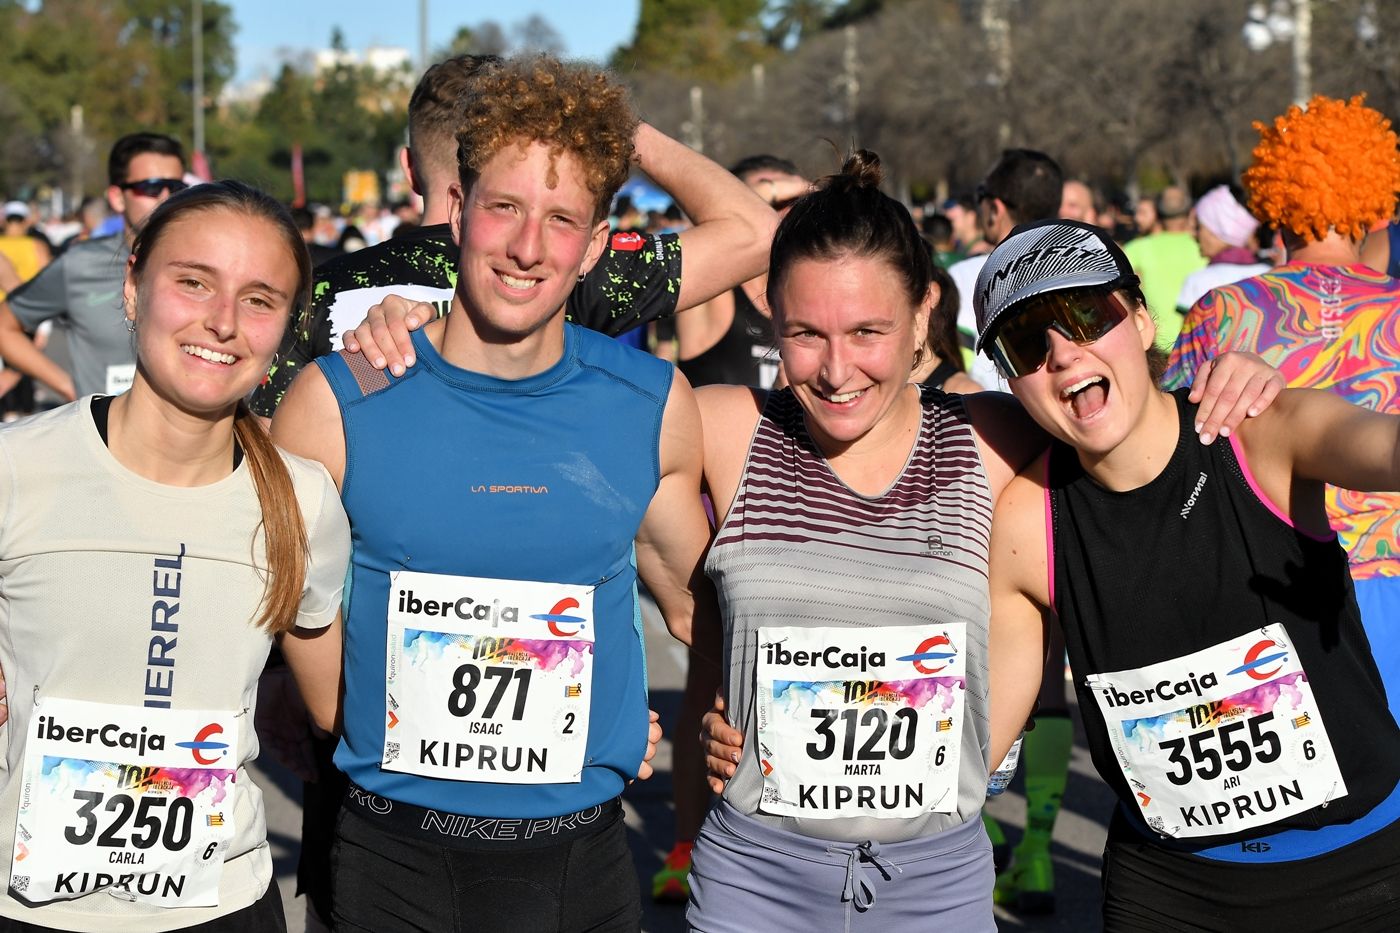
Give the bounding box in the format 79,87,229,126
817,387,866,405
181,345,236,365
1061,375,1108,419
498,271,541,290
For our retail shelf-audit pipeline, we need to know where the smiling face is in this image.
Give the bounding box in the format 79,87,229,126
124,209,297,418
774,254,930,454
450,140,609,343
1005,292,1159,458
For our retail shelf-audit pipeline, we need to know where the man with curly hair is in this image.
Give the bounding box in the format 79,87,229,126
250,53,775,417
272,55,722,932
1166,94,1400,717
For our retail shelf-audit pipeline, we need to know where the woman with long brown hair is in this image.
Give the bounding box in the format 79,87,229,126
0,180,349,932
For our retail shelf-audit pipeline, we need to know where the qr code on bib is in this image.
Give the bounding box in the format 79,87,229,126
11,876,28,893
385,742,400,763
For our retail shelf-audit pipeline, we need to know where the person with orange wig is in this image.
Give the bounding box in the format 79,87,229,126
1166,93,1400,727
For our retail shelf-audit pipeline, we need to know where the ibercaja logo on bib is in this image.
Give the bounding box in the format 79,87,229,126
1228,638,1288,681
898,635,957,675
176,724,231,765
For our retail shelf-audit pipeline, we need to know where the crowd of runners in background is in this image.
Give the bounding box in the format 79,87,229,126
0,45,1398,933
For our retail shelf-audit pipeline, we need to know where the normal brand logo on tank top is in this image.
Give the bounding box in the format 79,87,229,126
1180,471,1209,519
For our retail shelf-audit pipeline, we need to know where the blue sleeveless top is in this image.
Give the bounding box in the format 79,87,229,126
319,324,672,818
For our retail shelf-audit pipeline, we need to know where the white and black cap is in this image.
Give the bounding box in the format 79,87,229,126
973,219,1137,354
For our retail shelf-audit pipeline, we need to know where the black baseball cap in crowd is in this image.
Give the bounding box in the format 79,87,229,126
973,219,1138,355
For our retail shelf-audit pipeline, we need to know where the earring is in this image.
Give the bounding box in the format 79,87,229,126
125,319,136,333
577,272,586,283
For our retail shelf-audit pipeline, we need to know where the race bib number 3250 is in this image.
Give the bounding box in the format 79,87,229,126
12,698,238,908
383,571,594,784
755,625,967,819
1086,624,1346,839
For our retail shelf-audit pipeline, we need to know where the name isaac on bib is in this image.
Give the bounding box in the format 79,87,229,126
1086,623,1346,839
13,698,239,908
756,625,967,819
384,571,594,784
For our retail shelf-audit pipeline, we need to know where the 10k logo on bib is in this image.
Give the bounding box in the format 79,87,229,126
1086,623,1346,839
755,625,966,819
12,698,238,908
383,571,594,784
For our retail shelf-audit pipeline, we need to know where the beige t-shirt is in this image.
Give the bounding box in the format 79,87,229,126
0,398,350,931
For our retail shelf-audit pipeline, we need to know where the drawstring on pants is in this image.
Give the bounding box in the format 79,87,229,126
831,839,903,911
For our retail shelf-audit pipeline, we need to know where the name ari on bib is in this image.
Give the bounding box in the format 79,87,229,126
12,698,239,908
1086,623,1346,839
755,625,966,819
384,571,593,784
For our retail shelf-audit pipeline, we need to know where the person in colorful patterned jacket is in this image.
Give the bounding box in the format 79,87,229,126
1164,94,1400,714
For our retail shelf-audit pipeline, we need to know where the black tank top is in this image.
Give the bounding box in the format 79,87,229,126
678,286,777,388
1049,389,1400,846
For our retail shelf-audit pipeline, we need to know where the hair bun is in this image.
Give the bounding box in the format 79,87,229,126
840,150,883,189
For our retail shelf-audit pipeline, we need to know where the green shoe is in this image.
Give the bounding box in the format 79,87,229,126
651,841,693,903
995,847,1055,914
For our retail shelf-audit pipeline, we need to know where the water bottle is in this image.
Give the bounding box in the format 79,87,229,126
986,734,1024,796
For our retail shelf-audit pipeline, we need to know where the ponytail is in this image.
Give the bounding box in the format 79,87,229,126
233,400,309,634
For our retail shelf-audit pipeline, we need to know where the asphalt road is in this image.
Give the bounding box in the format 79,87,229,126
250,604,1117,933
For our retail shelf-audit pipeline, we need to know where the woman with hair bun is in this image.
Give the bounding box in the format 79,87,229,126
686,151,1038,930
0,180,350,932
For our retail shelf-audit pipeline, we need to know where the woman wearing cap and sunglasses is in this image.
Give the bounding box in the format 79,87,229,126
982,218,1400,930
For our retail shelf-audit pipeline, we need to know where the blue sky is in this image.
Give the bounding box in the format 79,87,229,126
227,0,641,84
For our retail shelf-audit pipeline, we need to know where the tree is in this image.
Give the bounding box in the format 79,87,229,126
766,0,834,48
437,21,509,60
512,15,565,56
612,0,768,81
0,0,235,196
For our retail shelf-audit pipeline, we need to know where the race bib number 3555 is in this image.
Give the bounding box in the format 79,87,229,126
12,698,239,908
383,571,594,784
1086,624,1346,839
755,625,967,819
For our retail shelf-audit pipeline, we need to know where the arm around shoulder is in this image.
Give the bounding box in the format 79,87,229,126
962,391,1050,503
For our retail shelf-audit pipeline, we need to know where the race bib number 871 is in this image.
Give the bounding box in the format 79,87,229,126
755,625,966,819
12,698,238,908
1086,624,1346,839
383,571,594,784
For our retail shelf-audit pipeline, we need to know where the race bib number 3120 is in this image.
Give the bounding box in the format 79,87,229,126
12,698,238,908
1086,624,1346,839
755,625,967,819
383,571,594,784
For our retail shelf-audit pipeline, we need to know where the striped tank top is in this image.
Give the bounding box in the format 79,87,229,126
708,386,994,843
